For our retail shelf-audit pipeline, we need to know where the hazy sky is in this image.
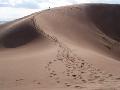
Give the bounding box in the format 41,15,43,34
0,0,120,21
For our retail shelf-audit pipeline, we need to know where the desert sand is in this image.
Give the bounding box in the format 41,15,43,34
0,4,120,90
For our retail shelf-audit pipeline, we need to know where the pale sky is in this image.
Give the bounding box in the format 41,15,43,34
0,0,120,21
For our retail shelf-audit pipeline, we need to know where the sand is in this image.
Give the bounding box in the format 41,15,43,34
0,4,120,90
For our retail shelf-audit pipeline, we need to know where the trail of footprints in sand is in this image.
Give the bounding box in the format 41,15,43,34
33,18,120,89
44,35,120,89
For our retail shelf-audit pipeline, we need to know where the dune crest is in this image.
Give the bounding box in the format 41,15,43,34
0,4,120,90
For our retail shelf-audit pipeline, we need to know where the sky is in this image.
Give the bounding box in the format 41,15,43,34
0,0,120,21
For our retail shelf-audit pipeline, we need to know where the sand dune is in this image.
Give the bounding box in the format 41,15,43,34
0,4,120,90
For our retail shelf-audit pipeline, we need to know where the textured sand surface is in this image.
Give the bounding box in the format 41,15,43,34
0,4,120,90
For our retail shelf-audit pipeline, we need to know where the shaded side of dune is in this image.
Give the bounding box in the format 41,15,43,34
0,18,41,48
86,4,120,41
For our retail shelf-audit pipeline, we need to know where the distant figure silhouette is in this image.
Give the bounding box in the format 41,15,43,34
49,7,50,10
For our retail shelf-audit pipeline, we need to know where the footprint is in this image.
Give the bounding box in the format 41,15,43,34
16,78,24,81
33,80,41,85
74,85,85,89
37,82,41,85
64,83,71,87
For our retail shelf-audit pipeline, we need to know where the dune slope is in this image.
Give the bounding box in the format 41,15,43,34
86,4,120,41
0,4,120,90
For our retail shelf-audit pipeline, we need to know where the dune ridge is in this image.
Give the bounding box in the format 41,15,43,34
0,4,120,90
31,18,120,89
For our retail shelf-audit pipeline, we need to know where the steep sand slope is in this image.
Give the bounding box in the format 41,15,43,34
86,4,120,41
0,4,120,90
